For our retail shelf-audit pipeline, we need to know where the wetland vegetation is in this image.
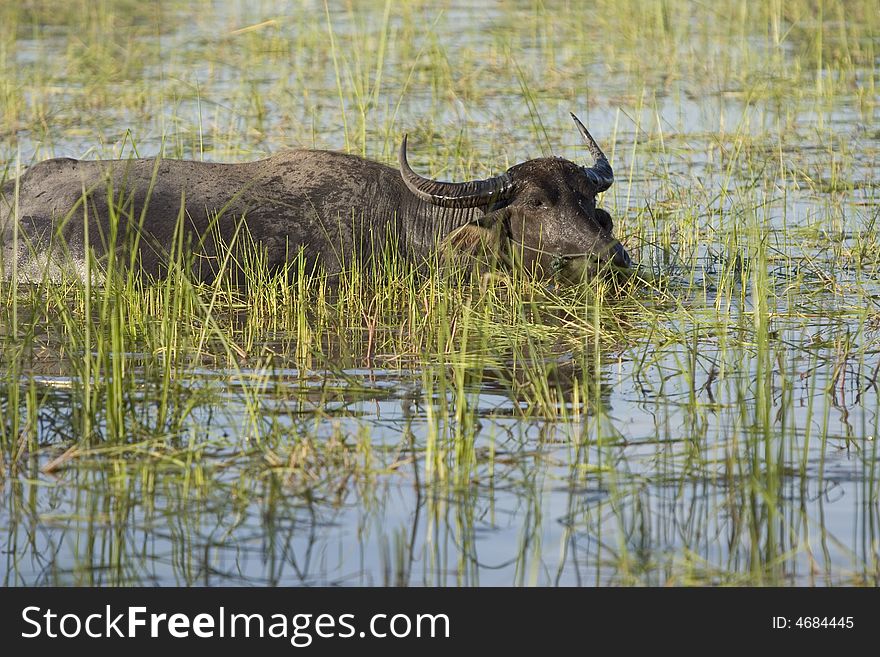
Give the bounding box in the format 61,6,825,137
0,0,878,585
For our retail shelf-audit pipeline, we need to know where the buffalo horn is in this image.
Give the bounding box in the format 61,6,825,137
570,112,613,193
399,134,515,208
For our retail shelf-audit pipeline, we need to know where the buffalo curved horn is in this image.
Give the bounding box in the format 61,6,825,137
399,134,515,209
570,112,613,193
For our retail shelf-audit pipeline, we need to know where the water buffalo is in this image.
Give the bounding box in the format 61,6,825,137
0,113,629,284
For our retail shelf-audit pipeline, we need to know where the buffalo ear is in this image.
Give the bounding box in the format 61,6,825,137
441,208,511,266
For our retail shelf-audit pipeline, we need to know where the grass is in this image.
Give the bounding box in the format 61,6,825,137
0,0,879,586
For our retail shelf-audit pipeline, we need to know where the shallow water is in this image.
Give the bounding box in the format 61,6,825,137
1,0,878,585
6,352,878,586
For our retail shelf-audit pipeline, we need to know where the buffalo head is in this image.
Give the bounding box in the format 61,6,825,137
398,113,631,282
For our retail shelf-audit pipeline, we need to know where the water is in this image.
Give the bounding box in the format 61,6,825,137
1,0,878,586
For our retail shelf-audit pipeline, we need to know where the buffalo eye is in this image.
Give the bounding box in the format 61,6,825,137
530,197,547,209
594,208,613,231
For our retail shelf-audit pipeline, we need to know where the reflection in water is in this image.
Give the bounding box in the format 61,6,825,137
2,340,878,585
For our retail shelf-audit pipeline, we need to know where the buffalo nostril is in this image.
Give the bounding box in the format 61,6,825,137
611,242,631,269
